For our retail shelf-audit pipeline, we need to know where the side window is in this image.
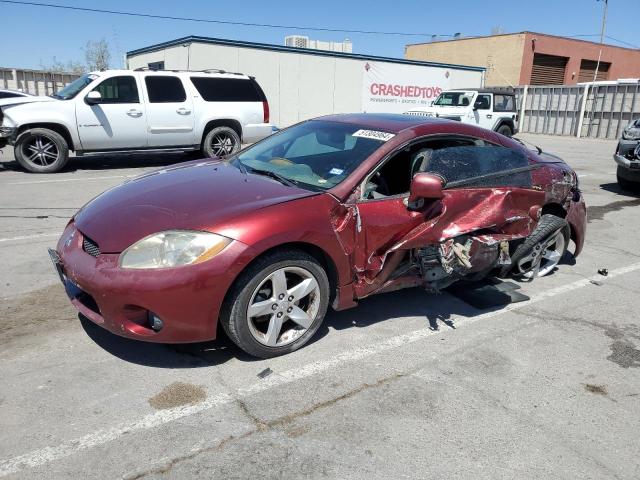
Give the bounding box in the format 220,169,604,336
494,94,516,112
426,144,531,188
474,94,491,110
190,77,265,102
145,76,187,103
92,76,139,103
0,92,22,99
363,137,480,199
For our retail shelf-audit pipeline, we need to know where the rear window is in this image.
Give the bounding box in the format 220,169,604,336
494,94,516,112
144,76,187,103
190,77,265,102
0,92,23,99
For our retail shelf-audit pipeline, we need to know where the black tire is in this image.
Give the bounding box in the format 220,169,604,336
220,250,330,358
202,126,241,158
496,124,513,137
501,214,569,278
616,166,639,192
14,128,69,173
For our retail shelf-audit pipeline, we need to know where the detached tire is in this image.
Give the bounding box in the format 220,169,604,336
220,250,330,358
15,128,69,173
496,124,513,137
202,126,241,158
502,214,569,279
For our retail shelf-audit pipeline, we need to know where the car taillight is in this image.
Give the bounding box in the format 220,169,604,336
262,100,270,124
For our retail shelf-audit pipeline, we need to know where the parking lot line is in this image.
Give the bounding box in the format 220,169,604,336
4,175,133,185
2,261,639,477
0,232,60,243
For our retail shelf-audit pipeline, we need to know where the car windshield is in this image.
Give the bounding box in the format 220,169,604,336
233,120,387,191
433,92,475,107
51,74,97,100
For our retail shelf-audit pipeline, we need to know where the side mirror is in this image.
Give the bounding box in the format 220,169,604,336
85,91,102,105
408,173,444,205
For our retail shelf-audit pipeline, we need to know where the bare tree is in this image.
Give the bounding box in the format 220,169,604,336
39,57,85,75
84,38,111,71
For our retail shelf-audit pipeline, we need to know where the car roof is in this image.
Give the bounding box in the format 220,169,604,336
89,69,252,80
316,113,445,134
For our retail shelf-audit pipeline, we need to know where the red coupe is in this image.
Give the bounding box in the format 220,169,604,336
51,114,586,357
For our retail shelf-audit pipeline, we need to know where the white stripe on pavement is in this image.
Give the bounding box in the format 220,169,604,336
1,262,639,477
0,233,59,243
5,175,132,185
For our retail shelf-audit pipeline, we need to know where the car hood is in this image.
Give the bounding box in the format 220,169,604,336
73,160,318,252
0,95,55,108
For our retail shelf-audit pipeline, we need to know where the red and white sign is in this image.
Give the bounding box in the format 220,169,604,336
362,61,452,114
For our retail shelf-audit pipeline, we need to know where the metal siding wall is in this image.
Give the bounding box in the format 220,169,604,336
0,68,80,95
128,43,484,128
516,82,640,139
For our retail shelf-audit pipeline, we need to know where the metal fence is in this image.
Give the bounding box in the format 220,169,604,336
0,68,80,96
515,81,640,140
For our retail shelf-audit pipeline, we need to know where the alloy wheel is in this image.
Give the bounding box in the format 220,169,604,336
211,133,235,157
23,135,59,167
516,228,565,278
247,266,321,347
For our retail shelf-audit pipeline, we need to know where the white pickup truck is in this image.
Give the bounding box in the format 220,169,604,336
0,69,272,172
404,88,519,137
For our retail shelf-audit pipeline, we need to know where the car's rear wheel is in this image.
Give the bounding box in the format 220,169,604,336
202,126,241,158
221,250,330,358
617,166,639,191
14,128,69,173
496,124,513,137
504,214,569,279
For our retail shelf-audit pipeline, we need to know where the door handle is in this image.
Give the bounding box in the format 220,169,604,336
486,114,492,119
127,109,143,118
176,108,192,115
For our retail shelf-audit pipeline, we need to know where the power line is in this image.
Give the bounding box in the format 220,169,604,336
0,0,459,38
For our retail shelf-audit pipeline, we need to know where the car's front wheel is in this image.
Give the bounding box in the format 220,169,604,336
14,128,69,173
221,250,330,358
202,126,241,158
496,124,513,137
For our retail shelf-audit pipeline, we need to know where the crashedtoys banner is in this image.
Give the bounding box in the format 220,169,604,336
362,61,451,114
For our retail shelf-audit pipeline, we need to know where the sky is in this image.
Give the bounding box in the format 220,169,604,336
0,0,637,70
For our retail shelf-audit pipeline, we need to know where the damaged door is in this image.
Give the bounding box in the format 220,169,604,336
349,135,545,297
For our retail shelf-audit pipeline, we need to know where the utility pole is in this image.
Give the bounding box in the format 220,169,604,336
593,0,609,83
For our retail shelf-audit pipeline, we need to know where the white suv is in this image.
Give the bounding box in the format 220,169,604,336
0,69,272,172
404,88,518,137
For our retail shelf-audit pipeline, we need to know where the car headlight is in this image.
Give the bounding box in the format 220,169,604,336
622,130,640,140
119,230,232,269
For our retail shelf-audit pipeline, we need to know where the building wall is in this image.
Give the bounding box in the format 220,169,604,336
405,34,525,87
519,32,640,85
128,42,484,127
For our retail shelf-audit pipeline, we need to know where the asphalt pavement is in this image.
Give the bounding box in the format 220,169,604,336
1,135,639,479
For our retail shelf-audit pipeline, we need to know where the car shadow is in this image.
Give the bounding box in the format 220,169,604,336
0,152,201,174
600,182,640,198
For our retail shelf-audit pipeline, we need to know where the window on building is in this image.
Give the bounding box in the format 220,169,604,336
530,53,568,85
189,77,266,102
144,76,187,103
578,59,611,82
91,76,139,103
147,61,165,71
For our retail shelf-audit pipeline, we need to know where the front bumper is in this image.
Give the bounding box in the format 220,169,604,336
613,138,640,171
53,222,254,343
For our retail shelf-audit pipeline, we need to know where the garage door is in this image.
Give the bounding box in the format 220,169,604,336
530,53,568,85
578,59,611,83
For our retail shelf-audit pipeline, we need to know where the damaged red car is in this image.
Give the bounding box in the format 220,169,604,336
51,114,586,358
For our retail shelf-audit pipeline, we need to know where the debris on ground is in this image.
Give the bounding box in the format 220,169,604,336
590,280,603,286
598,268,609,276
584,384,608,396
257,367,273,379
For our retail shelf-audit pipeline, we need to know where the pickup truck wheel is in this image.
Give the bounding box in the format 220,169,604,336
496,125,513,137
202,126,241,158
15,128,69,173
220,250,329,358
